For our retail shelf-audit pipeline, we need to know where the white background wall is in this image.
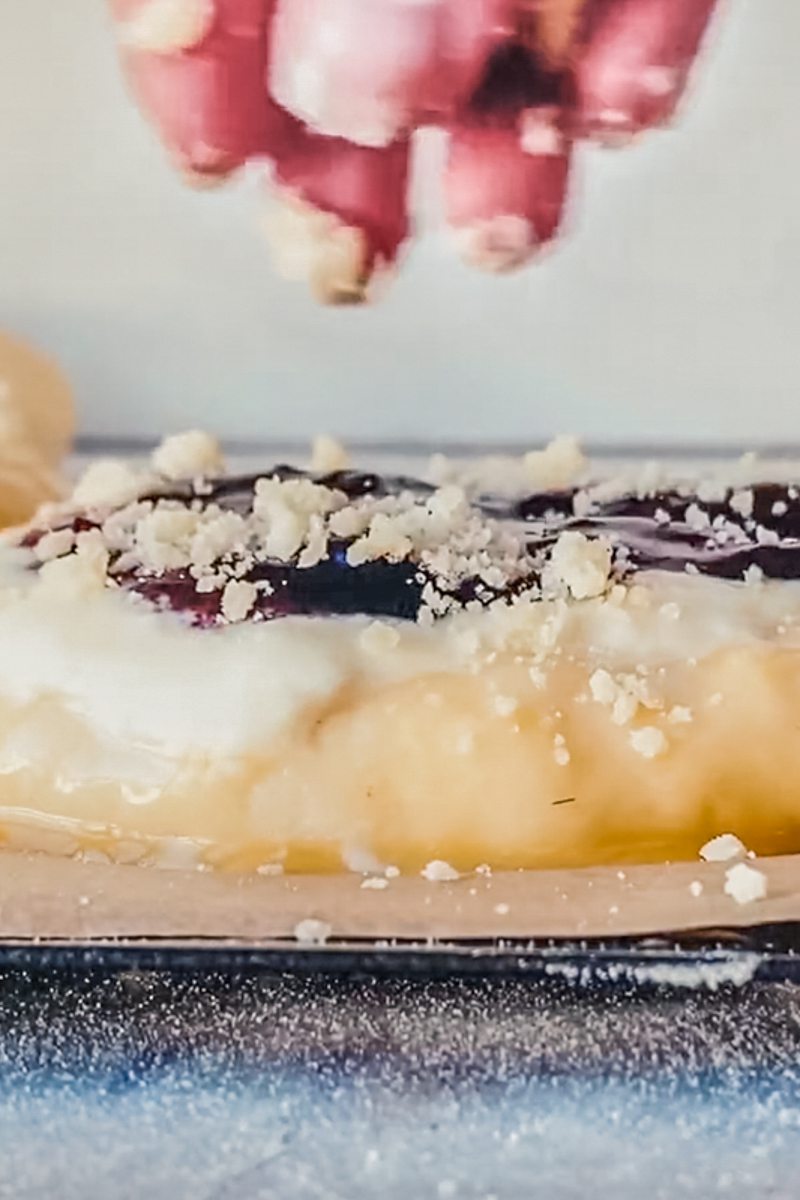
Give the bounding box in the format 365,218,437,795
0,0,797,447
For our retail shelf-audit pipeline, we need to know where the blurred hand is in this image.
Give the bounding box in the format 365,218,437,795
110,0,720,303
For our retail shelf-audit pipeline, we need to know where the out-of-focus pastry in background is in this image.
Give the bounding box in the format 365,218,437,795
109,0,720,303
0,333,75,528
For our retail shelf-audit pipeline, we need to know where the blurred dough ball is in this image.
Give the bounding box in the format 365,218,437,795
0,332,75,464
0,445,63,529
0,332,75,527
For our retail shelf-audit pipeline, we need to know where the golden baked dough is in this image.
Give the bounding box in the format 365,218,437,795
0,435,799,878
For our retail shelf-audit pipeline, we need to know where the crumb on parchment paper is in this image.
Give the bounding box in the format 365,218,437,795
724,862,768,906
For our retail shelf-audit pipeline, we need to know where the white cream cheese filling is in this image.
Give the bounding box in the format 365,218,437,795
1,528,799,764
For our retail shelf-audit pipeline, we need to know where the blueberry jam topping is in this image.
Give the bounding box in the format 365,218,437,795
129,545,427,624
149,467,435,512
24,470,800,626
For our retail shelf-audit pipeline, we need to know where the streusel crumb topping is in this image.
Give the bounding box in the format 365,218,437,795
13,435,800,642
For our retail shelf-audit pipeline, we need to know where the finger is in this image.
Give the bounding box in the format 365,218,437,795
110,0,289,180
432,0,518,113
573,0,719,145
268,0,515,147
264,134,411,304
269,0,440,147
112,0,215,52
444,45,571,272
445,118,572,272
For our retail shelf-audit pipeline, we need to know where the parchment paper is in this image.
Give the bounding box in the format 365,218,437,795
0,850,797,943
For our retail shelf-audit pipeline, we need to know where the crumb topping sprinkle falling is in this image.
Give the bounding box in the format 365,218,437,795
14,435,800,629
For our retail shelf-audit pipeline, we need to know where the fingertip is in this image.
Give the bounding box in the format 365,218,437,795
115,0,215,55
114,0,285,177
265,129,410,302
451,215,539,274
444,113,571,275
263,185,394,306
176,160,238,188
573,0,719,141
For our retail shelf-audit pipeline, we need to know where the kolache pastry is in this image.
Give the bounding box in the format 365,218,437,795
1,431,799,877
0,332,75,528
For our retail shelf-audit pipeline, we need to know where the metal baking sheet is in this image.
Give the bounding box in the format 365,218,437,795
1,954,799,1199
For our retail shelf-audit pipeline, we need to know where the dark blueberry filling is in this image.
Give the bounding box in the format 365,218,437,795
148,467,435,514
125,544,426,626
24,470,800,626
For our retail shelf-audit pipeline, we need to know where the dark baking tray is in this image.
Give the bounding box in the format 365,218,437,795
1,922,800,982
1,936,800,1200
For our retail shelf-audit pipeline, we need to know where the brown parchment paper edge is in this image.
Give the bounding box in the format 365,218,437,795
0,849,798,944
